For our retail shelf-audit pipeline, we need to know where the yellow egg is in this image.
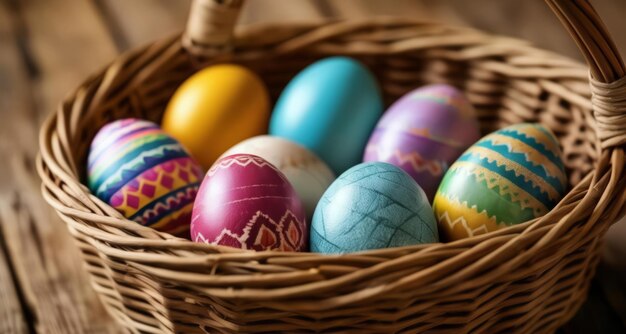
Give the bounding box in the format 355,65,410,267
162,64,270,169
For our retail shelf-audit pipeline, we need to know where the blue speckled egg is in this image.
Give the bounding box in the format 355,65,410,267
269,57,383,174
311,162,438,254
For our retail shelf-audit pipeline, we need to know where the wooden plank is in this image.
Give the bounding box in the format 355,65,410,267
0,203,28,333
320,0,585,60
0,0,122,332
425,0,583,60
319,0,428,19
94,0,190,50
0,244,28,333
17,0,118,121
238,0,324,25
0,234,28,334
0,10,31,333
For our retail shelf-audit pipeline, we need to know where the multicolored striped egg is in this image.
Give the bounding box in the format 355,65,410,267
87,118,203,236
363,84,481,201
191,154,308,252
433,123,567,241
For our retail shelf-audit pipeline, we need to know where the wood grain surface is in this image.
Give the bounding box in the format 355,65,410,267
0,0,624,333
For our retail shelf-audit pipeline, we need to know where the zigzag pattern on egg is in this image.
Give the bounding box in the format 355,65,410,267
88,119,160,161
88,119,204,236
437,211,489,238
501,124,562,154
208,154,281,177
108,157,202,234
434,192,501,239
457,148,560,205
486,134,566,185
108,157,202,208
392,149,447,176
496,128,564,168
143,207,194,237
438,168,535,227
95,145,190,200
434,123,567,241
129,186,199,226
449,162,549,215
473,137,566,193
365,144,447,176
194,209,305,251
88,130,167,172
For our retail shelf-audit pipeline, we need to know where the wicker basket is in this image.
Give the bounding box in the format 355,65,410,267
38,0,626,333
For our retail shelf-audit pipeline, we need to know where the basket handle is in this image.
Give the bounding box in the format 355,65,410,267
182,0,244,56
182,0,626,148
545,0,626,149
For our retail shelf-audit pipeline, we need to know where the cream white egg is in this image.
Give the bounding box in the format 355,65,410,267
220,135,335,217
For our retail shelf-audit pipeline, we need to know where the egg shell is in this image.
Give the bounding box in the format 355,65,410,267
191,154,308,251
363,84,481,201
162,64,270,169
87,118,204,236
433,123,567,241
269,56,383,175
311,162,438,254
220,135,335,218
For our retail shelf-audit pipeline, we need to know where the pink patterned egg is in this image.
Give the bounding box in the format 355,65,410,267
191,154,308,251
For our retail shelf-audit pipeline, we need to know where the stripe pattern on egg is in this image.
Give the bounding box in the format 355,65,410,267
433,123,567,241
363,84,481,201
87,119,203,236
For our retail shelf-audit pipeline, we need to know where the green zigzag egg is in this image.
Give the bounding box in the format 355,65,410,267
433,123,567,241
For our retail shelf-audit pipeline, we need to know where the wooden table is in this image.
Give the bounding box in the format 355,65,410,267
1,0,625,333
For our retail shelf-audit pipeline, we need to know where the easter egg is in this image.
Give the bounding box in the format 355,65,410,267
162,64,270,169
311,162,438,254
363,84,481,201
433,123,567,241
220,135,335,218
191,154,308,251
87,118,204,236
269,57,383,174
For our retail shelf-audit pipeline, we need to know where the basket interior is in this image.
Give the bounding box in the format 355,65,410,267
72,23,598,191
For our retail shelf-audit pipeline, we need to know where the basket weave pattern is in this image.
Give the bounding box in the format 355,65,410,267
38,0,626,333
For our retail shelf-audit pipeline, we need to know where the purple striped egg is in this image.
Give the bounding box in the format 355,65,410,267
363,84,481,201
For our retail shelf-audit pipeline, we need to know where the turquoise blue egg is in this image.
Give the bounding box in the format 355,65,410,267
311,162,438,254
269,57,383,174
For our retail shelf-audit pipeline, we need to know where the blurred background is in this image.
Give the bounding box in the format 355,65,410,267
1,0,625,333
